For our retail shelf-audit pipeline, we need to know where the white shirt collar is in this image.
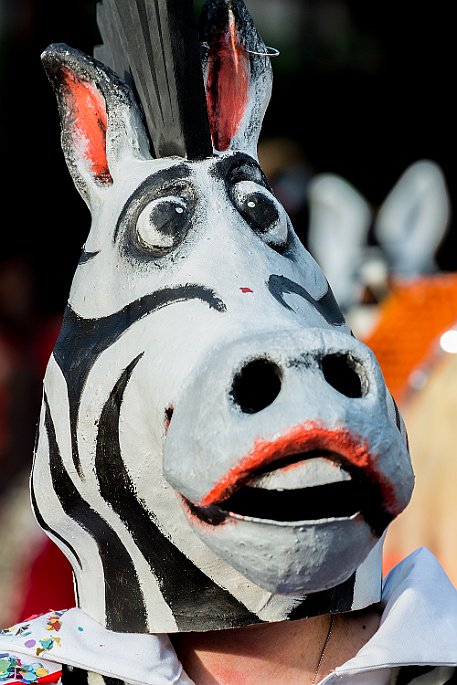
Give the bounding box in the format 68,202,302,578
1,547,455,684
333,546,457,678
0,608,192,684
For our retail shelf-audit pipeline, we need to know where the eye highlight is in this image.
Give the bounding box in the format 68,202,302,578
231,180,289,249
136,195,191,252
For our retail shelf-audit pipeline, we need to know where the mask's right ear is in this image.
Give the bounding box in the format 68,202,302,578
42,43,150,209
200,0,273,159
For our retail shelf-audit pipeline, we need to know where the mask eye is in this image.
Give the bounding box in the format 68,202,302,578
231,180,289,249
136,195,192,253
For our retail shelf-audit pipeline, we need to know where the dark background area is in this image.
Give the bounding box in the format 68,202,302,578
0,0,455,318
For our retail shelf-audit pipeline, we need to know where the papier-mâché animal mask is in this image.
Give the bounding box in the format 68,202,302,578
32,0,414,633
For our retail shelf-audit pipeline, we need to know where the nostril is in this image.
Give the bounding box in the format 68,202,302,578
231,358,282,414
321,353,364,398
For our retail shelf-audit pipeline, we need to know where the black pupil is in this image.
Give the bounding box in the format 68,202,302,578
241,192,279,234
149,200,188,238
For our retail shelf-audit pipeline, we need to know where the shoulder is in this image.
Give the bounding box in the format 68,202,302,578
0,610,66,683
381,550,457,665
332,550,457,681
1,608,192,684
0,652,62,683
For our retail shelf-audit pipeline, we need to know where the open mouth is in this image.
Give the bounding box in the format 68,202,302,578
185,449,391,536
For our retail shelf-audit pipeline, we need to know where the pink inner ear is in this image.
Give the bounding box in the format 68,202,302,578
61,67,112,184
206,15,249,151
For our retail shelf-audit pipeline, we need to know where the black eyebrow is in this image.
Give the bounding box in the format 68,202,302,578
268,274,345,326
113,163,192,242
209,152,272,190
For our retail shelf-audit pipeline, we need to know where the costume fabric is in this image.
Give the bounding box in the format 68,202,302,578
0,547,455,684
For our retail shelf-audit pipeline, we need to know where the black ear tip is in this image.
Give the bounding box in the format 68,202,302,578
41,44,89,81
41,43,71,62
40,44,119,87
199,0,263,51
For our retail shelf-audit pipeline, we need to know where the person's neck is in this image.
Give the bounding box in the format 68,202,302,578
171,607,381,685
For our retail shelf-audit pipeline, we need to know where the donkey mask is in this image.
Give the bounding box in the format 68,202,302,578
32,0,414,633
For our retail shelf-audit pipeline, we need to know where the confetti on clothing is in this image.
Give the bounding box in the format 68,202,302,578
0,612,65,659
0,611,66,683
0,653,61,683
0,606,210,684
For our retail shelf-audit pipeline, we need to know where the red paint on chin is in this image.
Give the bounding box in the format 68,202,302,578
200,422,398,514
61,67,112,184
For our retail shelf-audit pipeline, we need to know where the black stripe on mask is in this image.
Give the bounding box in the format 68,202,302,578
287,572,356,619
30,476,82,570
44,393,148,632
53,284,226,477
396,665,440,685
268,274,345,326
95,356,261,631
61,665,128,684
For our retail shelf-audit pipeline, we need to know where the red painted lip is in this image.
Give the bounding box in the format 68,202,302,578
200,421,397,514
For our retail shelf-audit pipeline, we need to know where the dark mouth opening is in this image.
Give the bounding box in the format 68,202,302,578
185,451,393,537
219,479,363,521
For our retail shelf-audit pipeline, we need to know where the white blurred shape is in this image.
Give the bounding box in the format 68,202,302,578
375,160,450,277
307,173,372,311
440,329,457,354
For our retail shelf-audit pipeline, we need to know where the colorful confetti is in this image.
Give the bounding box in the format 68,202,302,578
15,626,32,638
45,611,67,634
0,654,49,682
0,624,31,638
36,637,61,657
0,612,68,682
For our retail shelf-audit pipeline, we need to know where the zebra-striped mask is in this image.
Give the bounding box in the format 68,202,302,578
32,0,414,634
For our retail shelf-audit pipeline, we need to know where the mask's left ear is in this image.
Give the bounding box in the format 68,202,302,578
41,43,150,210
200,0,273,159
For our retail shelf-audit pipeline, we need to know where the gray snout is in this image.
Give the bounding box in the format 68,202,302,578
162,325,413,594
163,326,401,507
163,328,413,594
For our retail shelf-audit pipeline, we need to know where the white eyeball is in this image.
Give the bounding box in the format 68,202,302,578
136,195,191,252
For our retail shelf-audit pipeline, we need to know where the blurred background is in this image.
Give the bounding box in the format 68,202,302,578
1,0,455,305
0,0,456,624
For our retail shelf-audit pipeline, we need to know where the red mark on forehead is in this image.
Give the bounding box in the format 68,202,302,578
201,422,399,514
206,12,249,151
60,67,112,184
240,287,253,293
